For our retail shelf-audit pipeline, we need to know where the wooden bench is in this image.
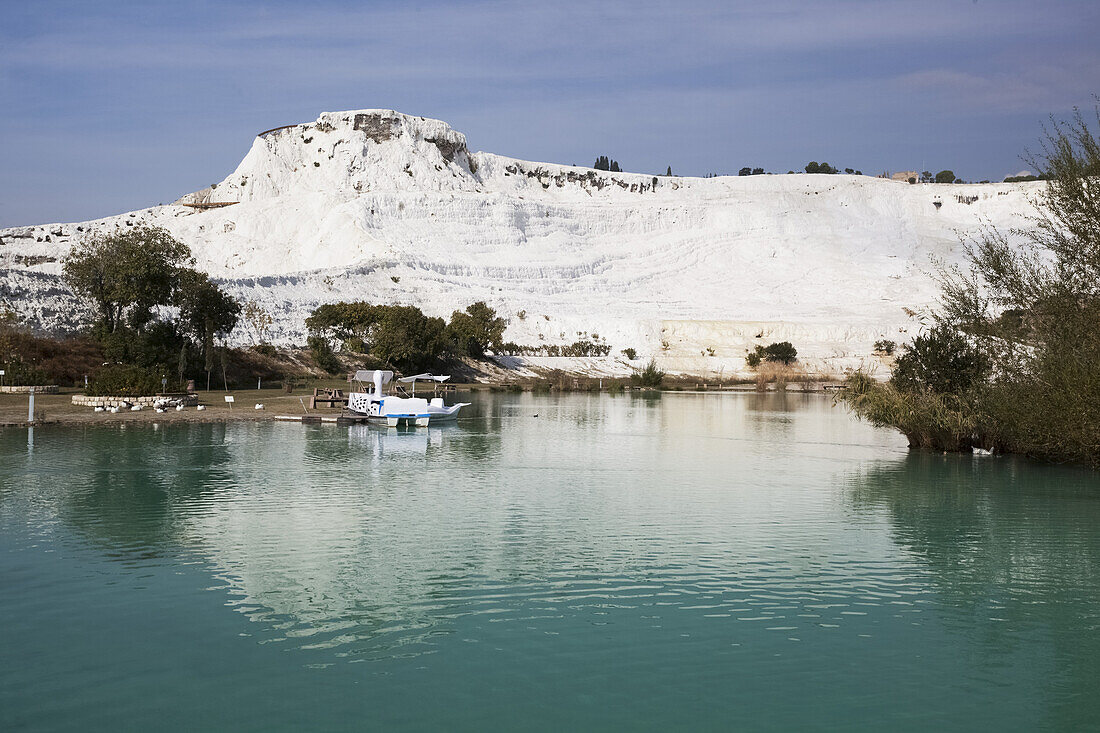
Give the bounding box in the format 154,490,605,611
309,388,349,409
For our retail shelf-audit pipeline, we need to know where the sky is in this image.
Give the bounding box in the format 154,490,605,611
1,0,1098,227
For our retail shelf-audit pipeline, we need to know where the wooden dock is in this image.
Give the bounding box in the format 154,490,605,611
274,414,372,426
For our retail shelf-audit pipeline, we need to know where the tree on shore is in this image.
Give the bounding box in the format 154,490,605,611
63,227,193,334
446,301,507,358
842,103,1100,464
62,226,239,385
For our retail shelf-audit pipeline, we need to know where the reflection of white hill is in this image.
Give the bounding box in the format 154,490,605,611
174,399,903,657
177,423,469,652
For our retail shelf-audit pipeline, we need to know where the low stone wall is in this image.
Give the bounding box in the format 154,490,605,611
1,385,59,394
72,394,199,408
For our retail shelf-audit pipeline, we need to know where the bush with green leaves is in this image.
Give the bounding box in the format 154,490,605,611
890,324,988,395
746,341,798,368
621,347,637,360
86,364,165,396
1,358,49,387
632,359,665,388
841,372,984,452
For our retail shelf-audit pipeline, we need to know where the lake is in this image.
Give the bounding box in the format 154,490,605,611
2,392,1099,731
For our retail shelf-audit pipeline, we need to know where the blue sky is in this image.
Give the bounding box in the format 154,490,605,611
1,0,1097,227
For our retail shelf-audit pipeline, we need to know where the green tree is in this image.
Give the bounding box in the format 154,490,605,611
63,227,193,333
446,301,507,357
805,161,820,174
890,324,988,395
371,306,447,373
934,169,957,183
173,269,240,343
305,301,379,348
845,104,1100,463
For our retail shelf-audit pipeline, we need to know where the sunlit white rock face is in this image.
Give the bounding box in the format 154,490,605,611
0,108,1042,376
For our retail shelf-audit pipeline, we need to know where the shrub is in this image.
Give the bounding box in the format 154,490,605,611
873,339,897,356
87,364,165,396
1,358,49,386
890,324,987,395
763,341,797,364
250,343,277,357
840,372,982,451
746,341,797,368
632,359,665,388
621,347,637,360
560,340,611,357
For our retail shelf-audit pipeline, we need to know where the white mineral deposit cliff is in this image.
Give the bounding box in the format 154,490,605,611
0,109,1043,376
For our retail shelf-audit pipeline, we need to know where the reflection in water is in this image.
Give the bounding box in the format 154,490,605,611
846,454,1100,729
3,393,1100,731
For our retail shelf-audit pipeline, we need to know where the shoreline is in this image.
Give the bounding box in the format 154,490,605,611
0,386,836,429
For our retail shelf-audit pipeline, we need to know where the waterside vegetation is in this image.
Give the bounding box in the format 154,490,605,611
842,105,1100,466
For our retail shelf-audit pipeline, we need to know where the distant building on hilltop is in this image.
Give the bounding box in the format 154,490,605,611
890,171,919,183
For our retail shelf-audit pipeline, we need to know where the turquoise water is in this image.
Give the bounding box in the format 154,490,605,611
2,392,1100,731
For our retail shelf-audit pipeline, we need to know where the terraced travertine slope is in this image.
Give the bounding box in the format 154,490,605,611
0,109,1041,376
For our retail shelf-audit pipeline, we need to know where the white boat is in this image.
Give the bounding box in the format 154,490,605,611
397,373,469,423
346,370,469,427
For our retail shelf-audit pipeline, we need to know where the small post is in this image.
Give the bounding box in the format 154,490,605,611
27,386,35,423
257,377,261,390
161,377,167,394
224,395,235,410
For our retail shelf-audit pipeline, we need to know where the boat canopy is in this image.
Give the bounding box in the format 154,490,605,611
353,370,394,384
397,373,450,383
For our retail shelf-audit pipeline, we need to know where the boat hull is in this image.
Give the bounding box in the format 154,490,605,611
347,392,436,427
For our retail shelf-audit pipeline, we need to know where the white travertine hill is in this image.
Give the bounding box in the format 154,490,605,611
0,108,1042,376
